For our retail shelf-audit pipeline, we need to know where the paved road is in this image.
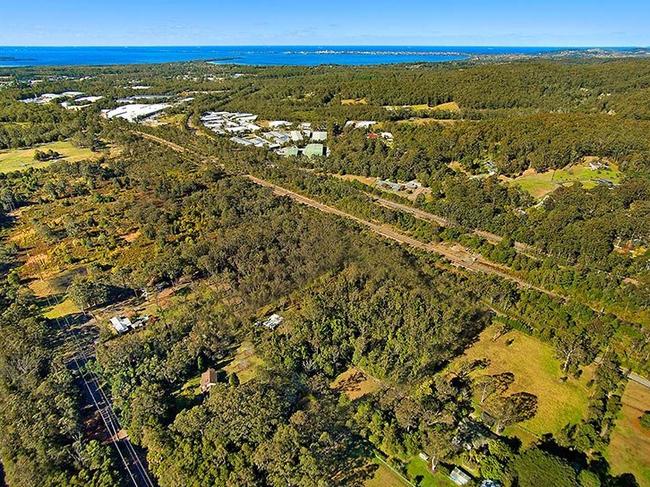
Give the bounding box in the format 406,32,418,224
628,371,650,389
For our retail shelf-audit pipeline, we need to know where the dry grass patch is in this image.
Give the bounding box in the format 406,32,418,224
331,367,382,400
451,325,592,443
364,461,408,487
121,231,141,243
607,381,650,486
332,174,377,186
342,98,368,105
397,118,459,126
431,101,461,112
385,101,460,113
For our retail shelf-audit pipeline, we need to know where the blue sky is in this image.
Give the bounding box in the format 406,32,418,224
1,0,648,46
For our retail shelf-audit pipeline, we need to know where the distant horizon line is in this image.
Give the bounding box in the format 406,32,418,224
1,44,648,49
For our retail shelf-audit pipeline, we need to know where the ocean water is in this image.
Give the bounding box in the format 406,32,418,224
0,45,572,67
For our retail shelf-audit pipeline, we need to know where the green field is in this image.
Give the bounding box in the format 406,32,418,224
224,341,264,383
507,161,623,199
607,381,650,487
0,141,97,173
406,457,456,487
450,325,593,444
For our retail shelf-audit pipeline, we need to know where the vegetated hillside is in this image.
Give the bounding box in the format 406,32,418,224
0,58,648,486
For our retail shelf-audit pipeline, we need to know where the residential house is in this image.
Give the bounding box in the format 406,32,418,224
200,368,219,393
110,316,132,334
257,314,284,330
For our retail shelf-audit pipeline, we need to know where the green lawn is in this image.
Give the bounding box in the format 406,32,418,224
406,457,455,487
0,141,98,173
606,381,650,487
176,375,202,398
507,161,622,199
44,297,79,319
224,341,264,383
450,324,593,444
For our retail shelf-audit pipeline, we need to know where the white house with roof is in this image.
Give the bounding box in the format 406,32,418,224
110,316,132,334
257,314,283,330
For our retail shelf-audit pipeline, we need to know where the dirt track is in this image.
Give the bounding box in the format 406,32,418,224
133,131,199,156
131,130,560,298
373,196,540,256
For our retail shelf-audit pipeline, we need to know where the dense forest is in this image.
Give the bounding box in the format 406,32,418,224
0,58,648,486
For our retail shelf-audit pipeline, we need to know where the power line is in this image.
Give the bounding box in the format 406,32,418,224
29,251,154,487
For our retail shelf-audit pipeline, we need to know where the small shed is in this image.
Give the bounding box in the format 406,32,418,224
200,368,219,393
449,467,472,486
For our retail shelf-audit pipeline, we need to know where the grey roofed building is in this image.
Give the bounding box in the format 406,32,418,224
311,131,328,141
230,136,254,146
268,120,292,128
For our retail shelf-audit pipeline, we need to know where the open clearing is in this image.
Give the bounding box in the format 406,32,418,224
331,366,382,400
607,381,650,486
385,101,460,113
504,160,623,199
364,461,408,487
0,141,98,173
397,118,460,126
451,324,592,443
342,98,368,105
332,173,431,202
224,341,264,383
44,297,80,319
406,457,455,487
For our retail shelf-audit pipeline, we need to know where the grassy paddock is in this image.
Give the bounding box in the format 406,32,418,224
0,141,98,173
406,457,455,487
607,381,650,486
450,325,593,443
224,341,264,383
505,160,623,199
364,458,410,487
